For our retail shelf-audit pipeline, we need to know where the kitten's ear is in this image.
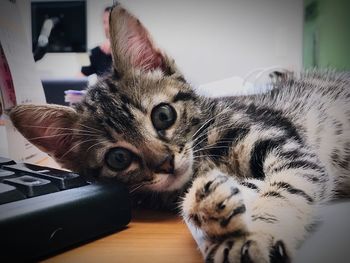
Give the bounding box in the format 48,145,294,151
109,5,182,77
8,105,79,168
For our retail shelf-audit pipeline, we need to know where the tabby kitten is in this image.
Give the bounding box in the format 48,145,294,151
9,4,350,263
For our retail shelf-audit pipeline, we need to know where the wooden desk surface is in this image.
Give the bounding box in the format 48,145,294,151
37,158,203,263
41,210,202,263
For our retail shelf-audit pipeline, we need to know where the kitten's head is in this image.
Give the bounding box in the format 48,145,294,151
9,5,203,192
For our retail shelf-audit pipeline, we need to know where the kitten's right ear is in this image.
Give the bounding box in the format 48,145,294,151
109,4,183,79
8,104,79,169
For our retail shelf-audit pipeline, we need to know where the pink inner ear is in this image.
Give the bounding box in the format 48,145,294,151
10,106,76,160
126,20,165,71
25,119,75,160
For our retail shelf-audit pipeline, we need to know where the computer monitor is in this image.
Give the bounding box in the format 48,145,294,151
31,1,87,53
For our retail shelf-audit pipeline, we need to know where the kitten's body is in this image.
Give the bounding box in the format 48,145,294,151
9,4,350,263
255,72,350,195
197,71,350,197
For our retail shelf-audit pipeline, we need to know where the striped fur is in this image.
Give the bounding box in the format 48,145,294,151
182,71,350,262
8,4,350,263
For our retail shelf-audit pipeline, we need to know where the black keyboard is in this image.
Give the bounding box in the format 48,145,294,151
0,157,131,261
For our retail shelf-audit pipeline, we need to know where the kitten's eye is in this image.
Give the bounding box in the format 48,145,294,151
151,103,177,131
105,147,133,171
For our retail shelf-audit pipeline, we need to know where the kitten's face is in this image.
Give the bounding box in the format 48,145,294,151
75,72,200,191
9,5,203,192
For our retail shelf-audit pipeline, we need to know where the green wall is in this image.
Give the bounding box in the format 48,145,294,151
303,0,350,70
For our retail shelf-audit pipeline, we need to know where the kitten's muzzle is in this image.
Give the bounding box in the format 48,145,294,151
153,154,174,175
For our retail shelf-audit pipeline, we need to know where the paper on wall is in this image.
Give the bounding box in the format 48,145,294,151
0,0,47,163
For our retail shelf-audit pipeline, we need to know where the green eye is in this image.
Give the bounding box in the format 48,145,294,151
105,147,133,171
151,103,177,131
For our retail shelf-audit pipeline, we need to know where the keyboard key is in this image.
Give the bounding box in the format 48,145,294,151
3,175,59,197
3,163,87,190
0,157,16,167
0,183,25,204
0,169,16,181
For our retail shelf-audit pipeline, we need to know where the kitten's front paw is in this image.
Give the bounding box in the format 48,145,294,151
182,170,248,237
205,233,291,263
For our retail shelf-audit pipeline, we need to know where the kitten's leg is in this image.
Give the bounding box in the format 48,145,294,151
183,148,329,263
236,143,331,263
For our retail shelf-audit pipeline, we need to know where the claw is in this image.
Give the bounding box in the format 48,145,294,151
189,213,201,227
205,244,220,263
220,204,246,227
204,180,213,193
270,241,290,263
241,241,254,263
223,241,234,263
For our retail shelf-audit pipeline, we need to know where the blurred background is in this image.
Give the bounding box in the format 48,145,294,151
13,0,348,85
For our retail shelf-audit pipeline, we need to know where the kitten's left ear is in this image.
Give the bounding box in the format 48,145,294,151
109,4,183,78
8,105,80,170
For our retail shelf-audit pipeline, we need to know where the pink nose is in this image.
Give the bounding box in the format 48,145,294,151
154,154,174,174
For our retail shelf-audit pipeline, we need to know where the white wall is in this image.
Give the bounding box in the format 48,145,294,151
18,0,304,85
118,0,303,86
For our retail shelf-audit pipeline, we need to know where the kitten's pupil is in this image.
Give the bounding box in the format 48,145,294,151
151,103,177,131
105,147,133,171
159,112,168,121
116,153,125,162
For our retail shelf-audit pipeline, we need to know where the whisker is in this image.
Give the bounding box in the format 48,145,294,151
192,139,233,152
192,154,224,160
129,180,157,194
192,124,238,150
58,138,99,160
78,123,104,134
28,133,100,141
190,101,220,140
192,144,232,154
192,137,241,152
86,141,107,153
192,123,248,150
130,183,145,193
20,124,98,134
192,119,233,145
191,108,231,140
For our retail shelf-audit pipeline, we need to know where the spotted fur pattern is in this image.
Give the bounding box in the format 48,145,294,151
8,4,350,263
